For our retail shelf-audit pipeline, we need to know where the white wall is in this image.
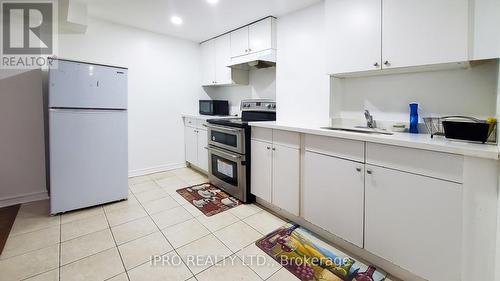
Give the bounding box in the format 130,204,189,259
0,70,48,207
58,18,207,176
496,61,500,281
497,166,500,281
202,68,276,115
202,1,330,126
275,2,330,127
332,60,499,126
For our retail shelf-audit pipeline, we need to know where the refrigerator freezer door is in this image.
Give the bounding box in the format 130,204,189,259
49,60,127,109
49,109,128,214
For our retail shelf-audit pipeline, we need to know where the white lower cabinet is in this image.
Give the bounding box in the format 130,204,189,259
245,128,497,280
250,129,300,216
197,129,208,172
272,144,300,216
184,126,198,164
364,165,462,281
184,118,208,173
250,139,272,202
303,151,365,247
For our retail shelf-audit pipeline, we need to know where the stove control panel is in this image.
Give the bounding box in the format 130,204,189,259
241,99,276,112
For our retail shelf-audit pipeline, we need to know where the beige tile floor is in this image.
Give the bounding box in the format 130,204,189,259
0,168,292,281
0,167,395,281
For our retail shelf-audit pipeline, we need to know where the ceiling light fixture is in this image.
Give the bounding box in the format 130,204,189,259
207,0,219,5
171,16,183,25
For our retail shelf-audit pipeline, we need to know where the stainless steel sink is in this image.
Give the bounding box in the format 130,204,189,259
320,127,394,135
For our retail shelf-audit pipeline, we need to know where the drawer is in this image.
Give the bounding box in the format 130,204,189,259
305,134,364,163
196,119,208,130
273,130,300,149
366,143,464,183
251,127,272,143
184,117,197,127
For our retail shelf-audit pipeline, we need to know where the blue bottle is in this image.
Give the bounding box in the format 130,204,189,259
409,103,419,134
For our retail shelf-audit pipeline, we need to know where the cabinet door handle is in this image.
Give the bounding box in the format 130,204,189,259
384,61,390,66
366,169,373,175
373,62,379,67
272,147,276,151
356,167,362,172
266,146,271,150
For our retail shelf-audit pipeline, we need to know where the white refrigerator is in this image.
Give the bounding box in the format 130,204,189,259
49,58,128,214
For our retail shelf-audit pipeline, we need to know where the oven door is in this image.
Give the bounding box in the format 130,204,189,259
207,124,245,154
207,146,247,202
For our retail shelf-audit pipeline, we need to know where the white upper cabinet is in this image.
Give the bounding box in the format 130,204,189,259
248,17,276,54
326,0,469,75
325,0,382,74
469,0,500,60
230,17,277,58
230,27,249,58
201,40,215,86
382,0,468,69
201,34,248,87
214,34,232,85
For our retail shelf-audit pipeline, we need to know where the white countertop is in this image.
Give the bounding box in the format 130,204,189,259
248,121,500,160
181,113,238,120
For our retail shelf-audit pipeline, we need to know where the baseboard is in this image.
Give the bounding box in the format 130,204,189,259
186,163,208,176
128,163,187,178
0,191,49,208
496,200,500,281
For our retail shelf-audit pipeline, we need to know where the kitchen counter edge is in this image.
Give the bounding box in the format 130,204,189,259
248,121,500,160
182,114,238,120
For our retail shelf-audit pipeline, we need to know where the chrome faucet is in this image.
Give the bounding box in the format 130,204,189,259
364,110,376,128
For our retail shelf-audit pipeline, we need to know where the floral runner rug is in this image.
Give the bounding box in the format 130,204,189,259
176,183,241,217
256,224,387,281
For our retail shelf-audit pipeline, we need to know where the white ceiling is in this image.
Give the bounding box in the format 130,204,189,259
79,0,322,42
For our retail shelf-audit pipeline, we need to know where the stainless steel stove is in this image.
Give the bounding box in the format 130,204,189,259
206,99,276,203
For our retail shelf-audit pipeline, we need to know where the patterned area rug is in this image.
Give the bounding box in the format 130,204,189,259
176,183,241,217
256,224,387,281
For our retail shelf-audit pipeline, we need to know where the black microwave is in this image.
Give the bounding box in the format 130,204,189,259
199,100,229,116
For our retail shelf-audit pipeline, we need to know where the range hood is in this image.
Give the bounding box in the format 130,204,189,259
227,49,276,70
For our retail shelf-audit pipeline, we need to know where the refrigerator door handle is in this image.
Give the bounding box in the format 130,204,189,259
49,108,127,113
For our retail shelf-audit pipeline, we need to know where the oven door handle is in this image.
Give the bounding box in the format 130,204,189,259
206,146,242,159
206,124,242,132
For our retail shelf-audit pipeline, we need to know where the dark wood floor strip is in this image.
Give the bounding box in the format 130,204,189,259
0,204,20,254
